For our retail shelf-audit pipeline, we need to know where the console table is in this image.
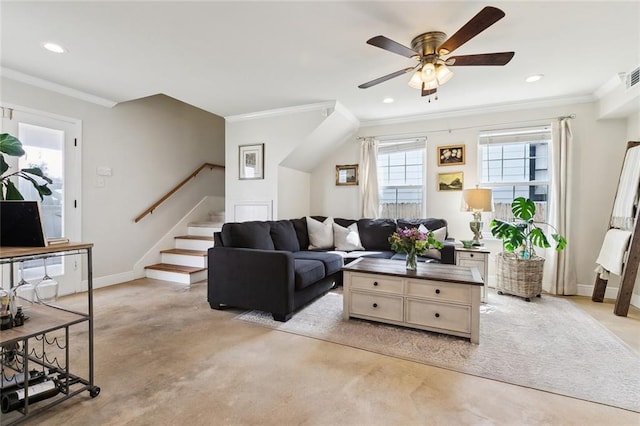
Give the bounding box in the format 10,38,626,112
342,258,484,343
0,243,100,424
455,246,490,302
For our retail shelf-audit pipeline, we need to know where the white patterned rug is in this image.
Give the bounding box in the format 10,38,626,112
236,289,640,413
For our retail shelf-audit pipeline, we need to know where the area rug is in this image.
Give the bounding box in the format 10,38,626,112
235,289,640,412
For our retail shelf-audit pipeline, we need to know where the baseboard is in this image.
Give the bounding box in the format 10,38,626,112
83,270,141,291
577,283,640,309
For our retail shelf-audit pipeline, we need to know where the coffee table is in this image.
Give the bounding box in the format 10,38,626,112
342,258,484,343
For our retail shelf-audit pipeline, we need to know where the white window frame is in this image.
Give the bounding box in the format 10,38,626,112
376,138,427,219
478,126,551,222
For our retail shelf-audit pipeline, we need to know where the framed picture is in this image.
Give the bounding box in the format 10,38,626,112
335,164,359,186
437,144,465,166
239,143,264,180
438,171,464,191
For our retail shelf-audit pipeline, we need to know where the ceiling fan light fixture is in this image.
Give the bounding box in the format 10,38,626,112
435,64,454,85
421,62,436,82
408,70,424,89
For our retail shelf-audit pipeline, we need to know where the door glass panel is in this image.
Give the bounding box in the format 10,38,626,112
17,123,65,279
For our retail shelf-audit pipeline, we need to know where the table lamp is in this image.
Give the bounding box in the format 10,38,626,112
461,186,494,246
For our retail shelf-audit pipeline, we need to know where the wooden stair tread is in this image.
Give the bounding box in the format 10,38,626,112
160,248,207,256
174,235,214,241
145,263,206,274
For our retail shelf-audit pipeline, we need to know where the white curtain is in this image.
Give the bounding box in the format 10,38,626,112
543,117,577,294
360,137,379,218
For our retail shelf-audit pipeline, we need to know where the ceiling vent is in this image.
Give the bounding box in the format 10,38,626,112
626,66,639,89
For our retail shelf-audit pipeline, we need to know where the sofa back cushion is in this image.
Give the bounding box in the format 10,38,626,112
220,221,275,250
269,220,300,252
397,218,449,238
357,218,397,250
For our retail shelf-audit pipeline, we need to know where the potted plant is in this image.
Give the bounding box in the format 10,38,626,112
0,133,52,200
389,227,443,271
489,197,567,301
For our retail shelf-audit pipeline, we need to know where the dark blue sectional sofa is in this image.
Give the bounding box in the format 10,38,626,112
208,216,454,321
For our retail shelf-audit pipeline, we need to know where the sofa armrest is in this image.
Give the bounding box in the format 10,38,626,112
208,247,295,315
440,241,455,264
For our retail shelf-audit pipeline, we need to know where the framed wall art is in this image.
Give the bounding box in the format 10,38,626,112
239,143,264,180
437,144,465,166
437,171,463,191
335,164,359,186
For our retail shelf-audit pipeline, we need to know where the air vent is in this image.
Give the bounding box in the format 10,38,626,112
626,66,639,89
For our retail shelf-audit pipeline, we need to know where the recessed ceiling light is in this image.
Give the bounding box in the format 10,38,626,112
42,42,66,53
525,74,544,83
383,97,394,104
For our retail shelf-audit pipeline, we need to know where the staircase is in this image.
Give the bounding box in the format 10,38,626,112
144,221,222,284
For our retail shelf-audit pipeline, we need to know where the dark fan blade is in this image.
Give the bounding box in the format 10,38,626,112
438,6,506,55
448,52,515,66
358,67,415,89
366,35,419,58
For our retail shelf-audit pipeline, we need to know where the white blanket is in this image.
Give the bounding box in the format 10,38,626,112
611,145,640,230
595,228,632,278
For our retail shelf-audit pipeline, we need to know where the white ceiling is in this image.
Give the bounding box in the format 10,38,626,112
2,1,639,123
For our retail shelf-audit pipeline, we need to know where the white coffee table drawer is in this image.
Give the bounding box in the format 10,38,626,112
350,274,403,295
405,298,471,333
406,279,471,304
350,291,403,322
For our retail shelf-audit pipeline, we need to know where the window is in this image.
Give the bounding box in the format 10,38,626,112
479,126,551,221
377,138,426,219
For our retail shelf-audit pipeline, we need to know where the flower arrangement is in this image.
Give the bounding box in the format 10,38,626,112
389,227,444,270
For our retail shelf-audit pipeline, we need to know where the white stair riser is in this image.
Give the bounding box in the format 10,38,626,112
188,226,221,237
146,269,207,285
175,238,214,251
161,253,207,268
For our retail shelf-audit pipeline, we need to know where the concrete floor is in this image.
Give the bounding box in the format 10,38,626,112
11,278,640,426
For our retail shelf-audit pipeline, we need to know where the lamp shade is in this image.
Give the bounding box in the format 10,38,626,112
461,187,494,212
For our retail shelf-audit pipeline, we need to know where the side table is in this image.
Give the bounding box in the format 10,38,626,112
455,246,490,302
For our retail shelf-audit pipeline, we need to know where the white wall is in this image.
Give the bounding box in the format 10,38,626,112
278,166,310,220
310,100,632,297
1,78,225,283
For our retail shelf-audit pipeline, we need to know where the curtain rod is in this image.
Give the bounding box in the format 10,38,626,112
357,114,576,141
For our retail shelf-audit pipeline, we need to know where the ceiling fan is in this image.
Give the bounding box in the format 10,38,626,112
358,6,515,100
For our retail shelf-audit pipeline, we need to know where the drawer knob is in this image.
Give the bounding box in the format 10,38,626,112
470,253,474,258
372,303,378,308
435,289,441,294
373,281,378,286
435,313,440,318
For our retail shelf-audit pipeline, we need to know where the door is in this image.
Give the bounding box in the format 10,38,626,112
1,106,82,296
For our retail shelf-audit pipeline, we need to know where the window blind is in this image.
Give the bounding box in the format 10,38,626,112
478,126,551,145
377,138,426,154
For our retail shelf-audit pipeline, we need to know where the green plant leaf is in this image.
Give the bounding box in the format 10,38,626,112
0,133,25,156
0,155,8,175
528,227,551,248
511,197,536,221
552,234,568,250
22,167,53,184
4,180,24,200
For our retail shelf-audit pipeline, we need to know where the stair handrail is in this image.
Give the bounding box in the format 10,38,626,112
135,162,225,223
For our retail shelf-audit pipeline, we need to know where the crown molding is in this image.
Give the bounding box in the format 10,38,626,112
359,94,596,127
1,67,118,108
225,101,336,122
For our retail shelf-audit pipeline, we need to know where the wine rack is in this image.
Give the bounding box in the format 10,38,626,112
0,243,99,425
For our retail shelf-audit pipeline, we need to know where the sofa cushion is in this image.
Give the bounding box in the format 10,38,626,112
306,216,334,249
291,218,309,251
292,251,343,275
357,218,396,251
220,222,275,250
269,220,300,252
419,225,447,260
293,259,325,290
333,222,364,251
397,218,448,237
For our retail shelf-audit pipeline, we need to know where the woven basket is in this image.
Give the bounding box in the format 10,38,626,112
495,252,545,300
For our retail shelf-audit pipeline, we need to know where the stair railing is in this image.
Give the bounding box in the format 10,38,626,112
134,162,225,223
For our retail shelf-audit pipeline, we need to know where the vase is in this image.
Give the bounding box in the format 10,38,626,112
406,248,418,271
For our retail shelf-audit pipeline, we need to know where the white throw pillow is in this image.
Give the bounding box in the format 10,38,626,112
333,222,364,251
419,225,447,260
306,216,334,249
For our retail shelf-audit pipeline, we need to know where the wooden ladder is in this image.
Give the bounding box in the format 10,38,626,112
592,141,640,316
